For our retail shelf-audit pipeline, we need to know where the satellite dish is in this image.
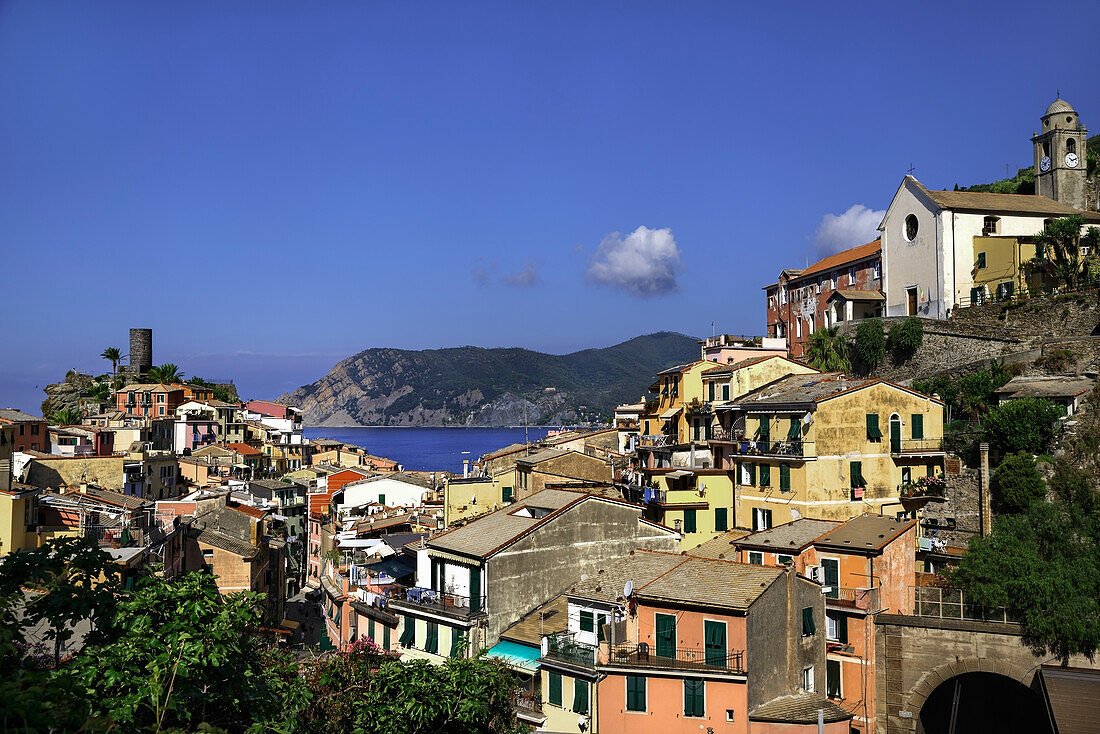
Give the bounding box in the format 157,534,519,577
624,579,634,598
802,412,813,425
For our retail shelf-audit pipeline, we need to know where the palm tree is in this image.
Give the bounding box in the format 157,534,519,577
100,347,124,378
805,326,851,373
147,363,184,384
1032,215,1100,292
50,407,83,426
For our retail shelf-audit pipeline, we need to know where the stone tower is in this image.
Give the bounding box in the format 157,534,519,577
1032,97,1088,210
129,328,152,376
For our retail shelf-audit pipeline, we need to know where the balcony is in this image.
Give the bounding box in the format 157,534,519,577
913,586,1021,624
386,584,487,621
824,586,880,612
542,633,597,668
604,642,745,674
637,434,678,448
513,689,543,722
727,438,813,458
890,438,945,455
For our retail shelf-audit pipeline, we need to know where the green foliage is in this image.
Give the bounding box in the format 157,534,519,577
48,407,83,426
1035,348,1078,372
982,397,1064,455
886,317,923,364
87,381,111,403
913,363,1011,421
147,363,184,384
100,347,124,377
851,318,885,375
953,483,1100,663
1029,215,1100,292
992,452,1046,514
804,326,850,373
957,166,1036,195
191,377,234,403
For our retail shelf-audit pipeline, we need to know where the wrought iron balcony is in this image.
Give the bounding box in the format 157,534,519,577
824,586,880,612
542,632,597,668
385,584,487,619
890,438,945,455
604,642,745,674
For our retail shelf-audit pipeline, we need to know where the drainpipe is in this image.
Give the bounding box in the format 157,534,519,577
979,443,992,536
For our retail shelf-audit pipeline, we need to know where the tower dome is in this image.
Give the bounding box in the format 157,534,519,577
1045,97,1075,117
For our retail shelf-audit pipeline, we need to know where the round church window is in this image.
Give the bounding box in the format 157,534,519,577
905,214,919,242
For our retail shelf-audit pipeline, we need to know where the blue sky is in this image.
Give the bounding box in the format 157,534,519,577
2,1,1098,412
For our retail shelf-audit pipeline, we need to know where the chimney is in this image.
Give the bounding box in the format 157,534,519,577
463,460,470,478
979,442,992,536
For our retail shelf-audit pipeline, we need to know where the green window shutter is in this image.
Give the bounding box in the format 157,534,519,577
866,414,881,440
502,486,513,502
684,509,697,533
779,463,791,491
759,463,771,487
926,463,935,477
573,679,589,714
758,417,770,442
655,613,676,658
369,618,376,641
976,251,986,269
425,622,438,654
383,624,390,649
580,610,594,632
747,462,756,486
469,566,481,612
827,659,842,699
850,460,862,488
714,507,728,532
626,675,646,712
709,382,715,401
399,615,415,647
802,607,816,636
377,493,385,506
684,678,705,717
704,620,726,666
835,612,848,643
597,614,608,643
548,672,562,706
911,414,924,440
722,384,729,400
450,630,465,658
787,417,801,439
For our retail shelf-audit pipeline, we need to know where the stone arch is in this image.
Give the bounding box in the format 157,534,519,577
902,656,1036,732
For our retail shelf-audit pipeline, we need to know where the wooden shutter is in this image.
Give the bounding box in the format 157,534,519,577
802,607,816,636
866,414,881,440
656,613,676,658
911,413,924,440
759,464,771,487
469,566,481,612
548,672,562,706
580,610,594,632
779,463,791,491
714,507,728,532
704,620,726,666
626,675,646,711
850,461,863,488
573,678,589,714
684,509,697,533
684,679,705,717
425,621,438,654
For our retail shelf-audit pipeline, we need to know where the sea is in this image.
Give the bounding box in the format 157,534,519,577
302,426,555,473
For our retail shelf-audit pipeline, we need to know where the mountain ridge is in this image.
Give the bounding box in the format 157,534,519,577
279,332,700,427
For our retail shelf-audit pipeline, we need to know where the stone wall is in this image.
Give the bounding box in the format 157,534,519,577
951,290,1100,339
921,468,981,548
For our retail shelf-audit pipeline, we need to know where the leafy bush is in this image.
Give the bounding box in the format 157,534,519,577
852,319,885,375
992,452,1046,514
804,327,850,373
1035,348,1078,373
886,317,923,364
983,398,1064,455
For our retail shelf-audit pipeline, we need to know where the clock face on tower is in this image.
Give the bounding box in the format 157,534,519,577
1040,156,1051,172
1066,152,1080,168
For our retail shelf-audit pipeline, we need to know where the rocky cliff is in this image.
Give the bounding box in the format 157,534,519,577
279,332,699,427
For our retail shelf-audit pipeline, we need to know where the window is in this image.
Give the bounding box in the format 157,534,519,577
866,414,882,440
502,486,513,503
759,464,771,487
399,615,415,647
159,407,165,416
714,507,728,532
779,463,791,492
976,251,986,270
927,463,936,478
997,281,1014,300
548,672,562,706
424,622,438,653
748,551,763,565
911,413,924,440
796,318,802,338
850,461,864,489
572,679,589,714
849,266,856,286
597,613,608,643
802,607,816,636
626,675,647,712
655,613,676,658
826,611,848,643
722,384,729,401
708,382,715,401
752,507,773,530
874,261,882,279
383,624,390,649
982,217,1000,236
683,679,705,717
30,424,39,436
904,214,918,241
683,509,697,533
377,493,386,506
901,467,912,485
822,558,839,598
450,631,465,658
726,709,736,722
580,610,594,633
802,666,815,692
827,659,842,699
704,620,726,666
1067,137,1077,153
778,554,794,565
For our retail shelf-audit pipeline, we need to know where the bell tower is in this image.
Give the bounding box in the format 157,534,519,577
1032,96,1088,210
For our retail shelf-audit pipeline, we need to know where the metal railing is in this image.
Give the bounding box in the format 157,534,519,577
637,434,678,448
386,584,487,617
513,689,542,716
912,586,1020,623
604,642,745,674
543,633,597,668
727,438,813,457
825,586,880,612
891,438,945,454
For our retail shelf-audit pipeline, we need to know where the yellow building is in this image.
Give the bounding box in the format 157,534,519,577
640,469,735,550
969,235,1049,303
711,373,945,529
0,483,40,556
638,361,710,447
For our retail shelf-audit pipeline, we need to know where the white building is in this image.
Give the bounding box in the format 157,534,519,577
338,473,435,516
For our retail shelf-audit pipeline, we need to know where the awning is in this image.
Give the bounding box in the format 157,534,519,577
660,408,682,420
665,470,692,479
485,640,541,675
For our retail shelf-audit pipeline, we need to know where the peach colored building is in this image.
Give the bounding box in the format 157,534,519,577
729,518,841,575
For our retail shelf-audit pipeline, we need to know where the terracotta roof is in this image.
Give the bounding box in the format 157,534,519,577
912,177,1100,222
750,693,853,723
656,360,707,376
68,487,148,510
227,500,268,519
224,442,262,456
194,526,258,558
499,595,570,647
733,518,841,553
812,513,916,555
686,529,753,559
798,240,881,280
635,556,786,610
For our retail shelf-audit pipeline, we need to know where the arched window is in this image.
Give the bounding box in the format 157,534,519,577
905,214,919,242
1067,138,1076,154
889,414,902,453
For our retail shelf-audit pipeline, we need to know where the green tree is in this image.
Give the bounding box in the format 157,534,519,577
87,381,111,403
48,407,83,426
991,452,1046,514
804,326,851,373
100,347,124,378
851,318,885,375
953,485,1100,664
886,317,923,364
1031,215,1100,291
982,397,1064,455
147,363,184,384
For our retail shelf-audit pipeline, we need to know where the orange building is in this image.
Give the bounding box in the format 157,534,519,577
730,518,841,575
115,384,186,420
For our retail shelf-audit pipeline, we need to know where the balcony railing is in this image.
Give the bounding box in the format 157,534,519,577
386,584,487,618
824,586,880,612
604,642,745,674
727,438,813,458
637,434,678,448
890,438,945,454
913,586,1021,623
513,688,542,718
543,633,597,668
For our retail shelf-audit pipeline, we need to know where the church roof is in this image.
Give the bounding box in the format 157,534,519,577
1045,97,1075,116
911,178,1100,223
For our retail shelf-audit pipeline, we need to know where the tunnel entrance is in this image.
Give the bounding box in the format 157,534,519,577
918,672,1050,734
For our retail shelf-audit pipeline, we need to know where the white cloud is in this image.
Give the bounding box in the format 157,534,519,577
813,204,884,257
503,260,539,288
585,226,682,297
